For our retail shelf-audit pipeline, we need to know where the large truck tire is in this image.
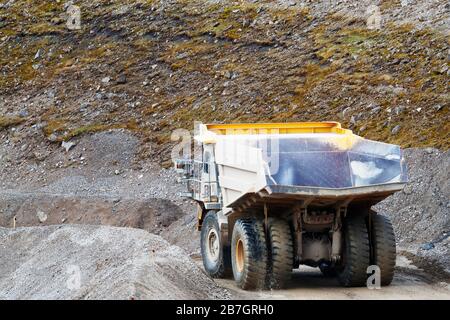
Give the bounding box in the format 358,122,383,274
231,218,268,290
200,211,231,278
266,217,293,289
369,214,396,286
337,214,370,287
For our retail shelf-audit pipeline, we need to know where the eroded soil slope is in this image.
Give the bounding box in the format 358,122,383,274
0,0,448,166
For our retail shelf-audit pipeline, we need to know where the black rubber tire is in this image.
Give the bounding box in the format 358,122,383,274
337,214,370,287
231,218,268,290
200,211,231,278
266,217,293,289
369,214,396,286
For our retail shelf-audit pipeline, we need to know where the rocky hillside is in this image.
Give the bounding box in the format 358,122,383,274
374,148,449,272
0,0,448,166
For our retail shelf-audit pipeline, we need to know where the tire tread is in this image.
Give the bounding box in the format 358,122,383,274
370,214,396,286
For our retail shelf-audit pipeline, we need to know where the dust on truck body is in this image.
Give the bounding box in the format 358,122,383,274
175,122,407,289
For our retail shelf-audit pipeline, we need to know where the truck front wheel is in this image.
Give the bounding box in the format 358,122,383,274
200,211,231,278
231,218,268,290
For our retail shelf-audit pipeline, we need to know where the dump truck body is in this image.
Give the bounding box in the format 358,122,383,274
179,122,406,215
176,122,407,289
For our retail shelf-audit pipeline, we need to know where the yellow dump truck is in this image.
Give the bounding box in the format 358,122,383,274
175,122,407,290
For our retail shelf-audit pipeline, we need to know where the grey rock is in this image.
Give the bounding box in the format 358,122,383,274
176,52,189,59
370,106,381,115
36,210,48,223
116,74,127,84
47,90,56,99
18,110,29,118
47,134,59,142
403,185,413,195
342,107,351,118
401,0,410,6
224,70,233,79
34,49,42,60
80,102,90,111
394,106,406,115
391,125,401,135
62,141,76,152
421,243,435,251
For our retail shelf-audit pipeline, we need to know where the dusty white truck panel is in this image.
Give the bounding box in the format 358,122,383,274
214,139,267,207
205,132,407,209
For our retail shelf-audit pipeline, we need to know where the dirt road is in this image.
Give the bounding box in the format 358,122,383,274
205,255,450,300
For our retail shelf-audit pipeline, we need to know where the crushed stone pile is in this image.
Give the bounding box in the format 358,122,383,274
0,225,230,300
375,148,449,271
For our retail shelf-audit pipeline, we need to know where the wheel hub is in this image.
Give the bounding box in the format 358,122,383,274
235,239,244,273
207,229,220,262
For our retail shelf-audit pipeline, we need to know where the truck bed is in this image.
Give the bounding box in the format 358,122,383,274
225,182,406,216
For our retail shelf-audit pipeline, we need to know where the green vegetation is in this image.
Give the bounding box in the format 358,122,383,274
0,116,25,129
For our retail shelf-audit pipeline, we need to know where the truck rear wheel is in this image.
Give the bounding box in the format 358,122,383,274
337,214,370,287
200,211,231,278
369,214,396,286
231,218,268,290
266,217,293,289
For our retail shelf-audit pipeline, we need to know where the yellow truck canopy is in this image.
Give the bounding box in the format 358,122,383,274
205,122,352,135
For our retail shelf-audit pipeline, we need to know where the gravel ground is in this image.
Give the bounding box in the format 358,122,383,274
0,130,186,202
0,224,230,300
